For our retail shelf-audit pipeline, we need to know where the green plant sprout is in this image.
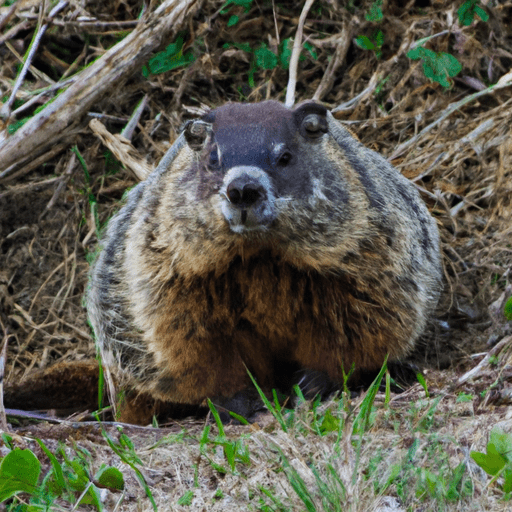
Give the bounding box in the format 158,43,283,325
197,399,251,474
100,425,157,511
355,30,384,60
365,0,383,22
0,440,125,510
224,39,317,89
503,296,512,321
221,0,253,27
471,428,512,499
142,34,195,76
407,46,462,88
457,0,489,26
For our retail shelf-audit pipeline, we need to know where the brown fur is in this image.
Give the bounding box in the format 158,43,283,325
87,100,442,424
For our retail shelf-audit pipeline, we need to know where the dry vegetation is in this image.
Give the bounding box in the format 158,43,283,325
1,0,512,510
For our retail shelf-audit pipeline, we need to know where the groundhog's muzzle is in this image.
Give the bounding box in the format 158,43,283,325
220,165,277,233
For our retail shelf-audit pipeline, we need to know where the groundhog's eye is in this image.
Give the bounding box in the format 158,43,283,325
302,114,328,139
209,148,219,167
277,151,292,166
184,120,210,151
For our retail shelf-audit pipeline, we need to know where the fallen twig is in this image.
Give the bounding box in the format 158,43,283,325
389,69,512,161
457,335,512,386
122,94,149,142
90,119,152,181
313,21,351,102
285,0,315,108
0,0,201,176
0,0,19,32
0,0,69,119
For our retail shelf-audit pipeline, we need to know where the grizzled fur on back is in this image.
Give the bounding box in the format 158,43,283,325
87,100,442,421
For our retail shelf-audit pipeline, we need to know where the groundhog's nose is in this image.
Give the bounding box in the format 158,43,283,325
226,177,266,208
221,166,276,232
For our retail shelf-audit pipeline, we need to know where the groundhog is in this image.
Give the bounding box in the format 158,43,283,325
87,100,442,424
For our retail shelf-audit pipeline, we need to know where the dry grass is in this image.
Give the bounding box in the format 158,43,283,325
1,0,512,510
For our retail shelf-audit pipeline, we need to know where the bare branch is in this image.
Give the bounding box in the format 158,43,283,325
285,0,315,108
0,0,69,119
0,0,201,177
389,71,512,161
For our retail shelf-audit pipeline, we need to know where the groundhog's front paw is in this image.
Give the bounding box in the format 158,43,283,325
210,387,267,424
293,369,336,400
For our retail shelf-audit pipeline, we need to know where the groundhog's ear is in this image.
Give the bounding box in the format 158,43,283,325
293,101,328,139
182,120,212,151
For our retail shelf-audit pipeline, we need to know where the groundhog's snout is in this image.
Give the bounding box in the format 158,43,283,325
226,176,266,208
220,165,277,233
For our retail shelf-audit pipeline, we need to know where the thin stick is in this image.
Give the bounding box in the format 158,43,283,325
0,0,201,176
28,252,76,314
313,21,351,102
0,0,69,119
331,70,383,113
11,78,76,119
0,20,31,46
457,335,512,385
389,72,512,161
285,0,315,108
39,153,77,218
0,143,69,182
0,0,19,32
90,119,152,181
121,94,149,141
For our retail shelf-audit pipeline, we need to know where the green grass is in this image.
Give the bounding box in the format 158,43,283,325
2,363,509,511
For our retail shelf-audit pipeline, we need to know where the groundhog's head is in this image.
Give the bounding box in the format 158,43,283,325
150,101,381,273
175,102,373,252
186,101,337,234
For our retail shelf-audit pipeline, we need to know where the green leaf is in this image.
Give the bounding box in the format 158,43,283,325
0,449,41,501
79,485,103,509
228,411,250,424
353,358,387,434
279,38,293,70
1,433,13,450
407,47,422,60
408,46,461,88
303,41,317,60
457,0,475,26
374,30,384,47
365,2,383,22
222,0,253,11
471,447,507,476
35,439,66,495
503,296,512,321
458,0,488,26
227,15,239,26
319,409,339,434
178,490,194,505
145,36,195,76
254,44,278,70
95,466,125,491
490,430,512,463
235,42,252,53
503,467,512,493
436,53,462,78
474,5,489,22
355,35,375,51
416,372,429,397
